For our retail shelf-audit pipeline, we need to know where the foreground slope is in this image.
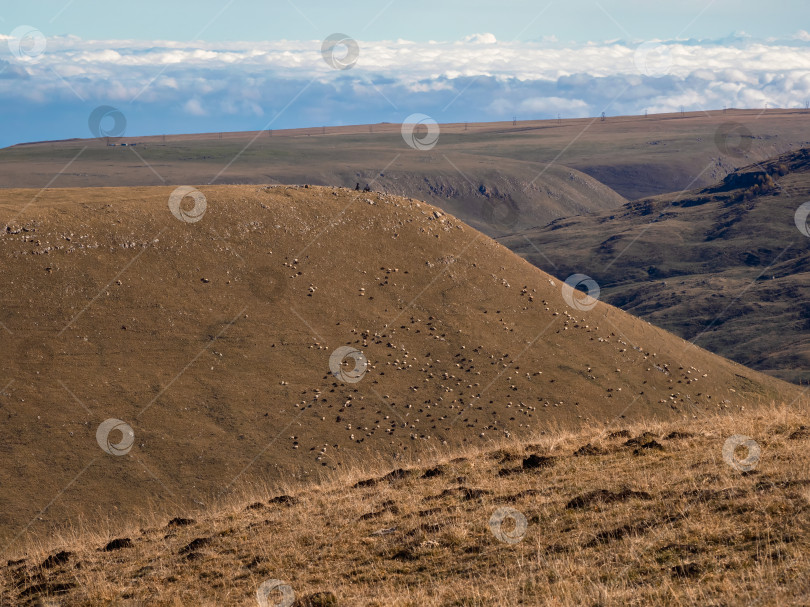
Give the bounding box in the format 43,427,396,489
2,405,810,606
504,148,810,384
0,185,800,551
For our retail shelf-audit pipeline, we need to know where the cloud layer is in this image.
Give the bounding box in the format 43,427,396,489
1,32,809,147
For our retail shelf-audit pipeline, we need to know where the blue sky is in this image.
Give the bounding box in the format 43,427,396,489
0,1,809,147
2,0,805,43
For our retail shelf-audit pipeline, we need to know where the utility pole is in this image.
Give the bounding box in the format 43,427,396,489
601,112,606,122
512,116,516,126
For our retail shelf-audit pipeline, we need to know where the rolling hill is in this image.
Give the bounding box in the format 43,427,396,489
0,184,802,559
502,148,810,384
4,109,810,217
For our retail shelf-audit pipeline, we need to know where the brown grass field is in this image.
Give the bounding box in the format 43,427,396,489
3,110,810,605
2,402,809,606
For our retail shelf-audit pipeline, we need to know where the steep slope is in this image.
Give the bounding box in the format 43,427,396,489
502,148,810,384
2,405,810,606
342,157,626,237
0,185,800,553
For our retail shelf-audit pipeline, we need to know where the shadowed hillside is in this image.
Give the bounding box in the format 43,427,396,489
503,148,810,384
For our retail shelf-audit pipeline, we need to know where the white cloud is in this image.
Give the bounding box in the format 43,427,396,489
183,98,206,116
2,34,810,144
519,96,589,114
462,33,497,45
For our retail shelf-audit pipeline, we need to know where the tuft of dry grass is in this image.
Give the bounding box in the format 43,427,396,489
3,402,810,606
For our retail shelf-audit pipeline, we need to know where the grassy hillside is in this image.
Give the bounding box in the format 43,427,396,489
0,184,800,555
4,109,810,202
504,148,810,384
2,403,809,606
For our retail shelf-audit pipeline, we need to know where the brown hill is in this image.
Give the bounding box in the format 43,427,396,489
2,404,810,606
0,184,801,554
503,148,810,384
4,109,810,205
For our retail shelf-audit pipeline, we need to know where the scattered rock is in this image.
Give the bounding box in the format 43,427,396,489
353,468,415,488
294,591,339,607
624,432,659,447
382,468,415,482
436,486,492,501
268,495,299,506
41,551,71,569
755,478,810,492
102,538,133,552
671,562,701,578
501,489,541,502
788,426,810,440
566,488,653,510
19,582,75,597
522,454,555,470
360,500,399,520
179,537,212,554
167,517,196,528
488,449,522,462
573,443,607,456
633,440,665,455
421,466,445,479
664,431,694,440
245,502,266,511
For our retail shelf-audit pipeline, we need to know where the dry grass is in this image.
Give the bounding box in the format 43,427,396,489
3,402,810,606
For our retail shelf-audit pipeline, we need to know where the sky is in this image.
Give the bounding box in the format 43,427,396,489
0,0,809,147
